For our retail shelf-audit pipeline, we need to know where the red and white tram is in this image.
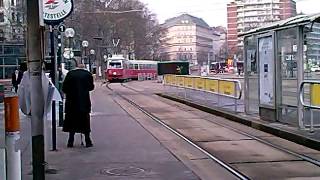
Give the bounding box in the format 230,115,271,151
105,55,157,82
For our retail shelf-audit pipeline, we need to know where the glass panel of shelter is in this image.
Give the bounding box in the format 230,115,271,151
276,27,299,126
244,35,259,114
302,22,320,127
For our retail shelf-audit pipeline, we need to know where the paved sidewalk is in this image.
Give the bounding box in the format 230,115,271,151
21,83,198,180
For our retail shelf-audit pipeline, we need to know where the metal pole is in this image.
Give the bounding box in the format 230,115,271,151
84,47,87,68
310,109,314,133
89,54,92,73
49,25,57,151
218,80,220,107
27,0,46,179
234,82,238,112
297,26,304,129
57,32,64,127
4,96,21,180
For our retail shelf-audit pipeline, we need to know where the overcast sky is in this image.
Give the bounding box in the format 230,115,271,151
140,0,319,27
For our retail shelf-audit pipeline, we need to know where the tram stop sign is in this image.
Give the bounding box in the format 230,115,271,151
43,0,74,25
58,24,66,32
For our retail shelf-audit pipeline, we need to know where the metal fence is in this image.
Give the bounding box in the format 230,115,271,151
163,75,243,113
299,80,320,132
138,73,157,81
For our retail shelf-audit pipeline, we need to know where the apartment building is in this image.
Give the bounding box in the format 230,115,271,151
227,0,296,56
306,22,320,65
160,14,213,66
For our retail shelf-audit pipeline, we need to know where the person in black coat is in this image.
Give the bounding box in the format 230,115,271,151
12,69,23,93
62,64,95,148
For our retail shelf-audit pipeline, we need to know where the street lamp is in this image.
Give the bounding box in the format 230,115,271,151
89,49,95,73
103,54,108,62
65,28,75,39
64,28,75,70
82,40,89,66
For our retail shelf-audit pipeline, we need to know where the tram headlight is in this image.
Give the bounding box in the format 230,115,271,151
113,72,117,75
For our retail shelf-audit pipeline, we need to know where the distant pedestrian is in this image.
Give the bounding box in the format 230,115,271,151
11,69,23,93
62,64,95,148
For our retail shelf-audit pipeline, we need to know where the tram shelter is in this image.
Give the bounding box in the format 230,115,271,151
240,13,320,129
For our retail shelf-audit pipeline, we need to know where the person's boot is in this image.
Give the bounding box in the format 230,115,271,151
85,133,93,148
67,132,75,148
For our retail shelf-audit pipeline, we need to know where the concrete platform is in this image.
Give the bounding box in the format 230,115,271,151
158,93,320,151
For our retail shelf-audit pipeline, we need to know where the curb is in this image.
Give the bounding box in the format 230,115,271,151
157,93,320,151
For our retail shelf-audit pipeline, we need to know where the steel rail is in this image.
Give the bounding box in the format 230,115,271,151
202,116,320,167
160,82,320,167
119,82,320,167
107,83,249,180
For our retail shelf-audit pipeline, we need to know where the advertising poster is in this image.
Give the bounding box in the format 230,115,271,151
259,36,274,107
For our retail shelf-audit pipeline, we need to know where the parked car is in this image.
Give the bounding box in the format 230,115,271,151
310,66,320,72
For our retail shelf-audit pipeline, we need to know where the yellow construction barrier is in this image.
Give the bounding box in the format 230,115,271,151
163,74,240,99
205,78,219,93
184,76,194,88
164,74,170,84
219,80,236,97
311,84,320,106
177,76,185,87
195,77,205,90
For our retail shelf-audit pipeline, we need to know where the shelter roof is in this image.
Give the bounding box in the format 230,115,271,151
239,13,320,37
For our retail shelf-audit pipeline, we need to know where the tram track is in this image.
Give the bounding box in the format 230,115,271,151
107,83,249,180
120,82,320,167
107,82,320,179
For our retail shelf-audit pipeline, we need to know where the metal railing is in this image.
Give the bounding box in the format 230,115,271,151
299,80,320,132
138,73,157,81
163,75,243,112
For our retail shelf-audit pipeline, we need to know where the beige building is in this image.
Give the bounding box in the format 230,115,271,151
160,14,214,66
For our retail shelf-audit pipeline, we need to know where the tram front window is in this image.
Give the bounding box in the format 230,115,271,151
109,62,122,69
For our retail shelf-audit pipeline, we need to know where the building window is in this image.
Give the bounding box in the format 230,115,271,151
0,0,3,7
0,29,4,41
11,0,15,6
0,13,4,22
12,12,15,21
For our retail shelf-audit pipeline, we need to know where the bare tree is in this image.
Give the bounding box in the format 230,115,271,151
64,0,164,59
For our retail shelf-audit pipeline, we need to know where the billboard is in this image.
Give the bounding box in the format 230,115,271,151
157,61,189,75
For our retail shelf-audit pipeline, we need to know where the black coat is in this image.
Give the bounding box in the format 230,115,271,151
62,69,94,133
12,71,23,87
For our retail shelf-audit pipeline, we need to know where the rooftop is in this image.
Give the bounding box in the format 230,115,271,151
162,14,210,29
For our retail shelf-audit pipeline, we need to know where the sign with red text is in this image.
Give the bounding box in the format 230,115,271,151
43,0,73,24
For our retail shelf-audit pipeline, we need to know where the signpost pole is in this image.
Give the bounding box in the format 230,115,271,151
43,0,74,149
49,25,57,151
28,0,45,179
57,31,64,127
